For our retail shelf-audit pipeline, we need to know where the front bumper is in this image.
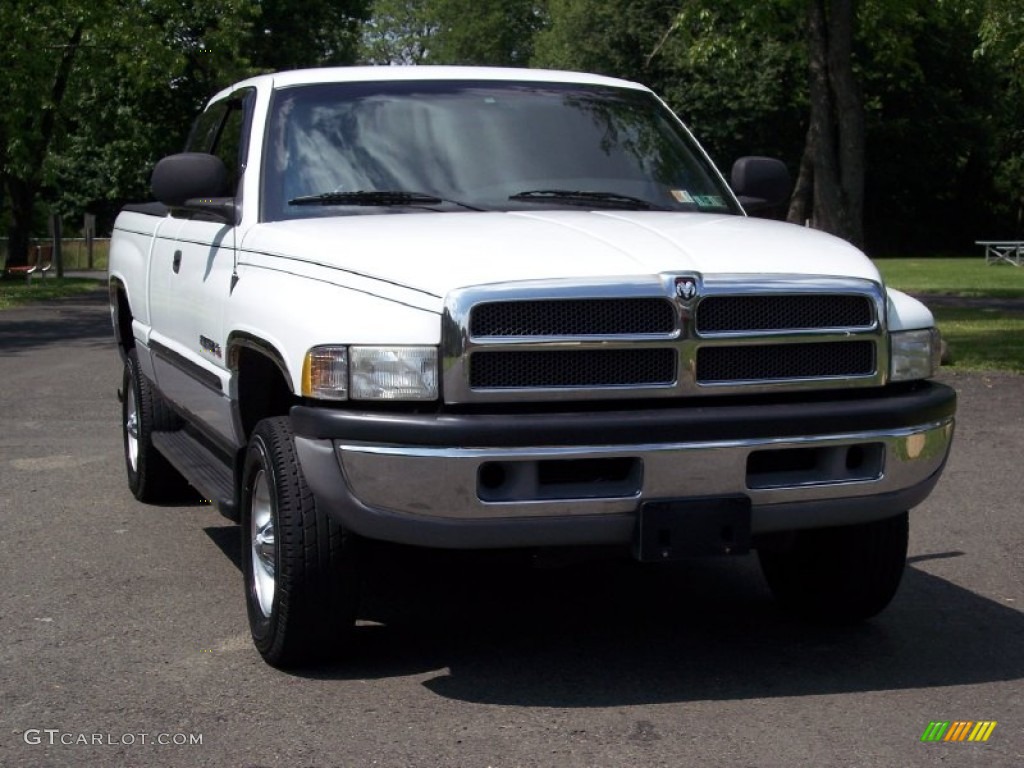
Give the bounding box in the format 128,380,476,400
291,382,956,549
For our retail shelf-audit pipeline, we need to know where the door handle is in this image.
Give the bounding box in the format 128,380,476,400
172,249,182,273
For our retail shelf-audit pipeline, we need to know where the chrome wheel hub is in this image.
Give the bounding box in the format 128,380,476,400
125,385,139,472
250,469,276,618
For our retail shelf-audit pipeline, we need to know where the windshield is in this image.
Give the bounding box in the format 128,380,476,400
261,80,740,222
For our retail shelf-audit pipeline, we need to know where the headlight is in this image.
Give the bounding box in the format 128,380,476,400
350,346,438,400
302,345,439,401
890,328,941,382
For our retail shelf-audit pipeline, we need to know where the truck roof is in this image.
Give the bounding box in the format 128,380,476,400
209,66,650,103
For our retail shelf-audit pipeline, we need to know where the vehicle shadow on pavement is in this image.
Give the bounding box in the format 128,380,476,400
280,545,1024,705
0,293,113,355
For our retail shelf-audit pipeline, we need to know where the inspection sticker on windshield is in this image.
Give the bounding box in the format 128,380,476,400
670,189,694,204
693,195,725,208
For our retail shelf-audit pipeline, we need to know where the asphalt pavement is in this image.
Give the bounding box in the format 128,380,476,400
0,287,1022,767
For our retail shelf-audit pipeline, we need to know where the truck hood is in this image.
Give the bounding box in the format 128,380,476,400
240,210,880,298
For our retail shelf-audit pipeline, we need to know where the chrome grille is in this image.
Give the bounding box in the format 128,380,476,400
470,349,677,389
470,298,676,337
442,276,888,404
696,295,874,333
697,341,875,383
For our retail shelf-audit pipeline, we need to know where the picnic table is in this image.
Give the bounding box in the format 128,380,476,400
977,240,1024,266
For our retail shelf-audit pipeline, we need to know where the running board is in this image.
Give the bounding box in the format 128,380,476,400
152,430,238,521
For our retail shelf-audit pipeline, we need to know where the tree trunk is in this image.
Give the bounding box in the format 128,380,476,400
792,0,865,248
806,0,848,238
827,0,865,248
4,178,35,268
787,126,815,226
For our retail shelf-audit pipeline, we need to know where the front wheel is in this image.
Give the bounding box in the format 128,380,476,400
241,416,359,668
758,512,909,624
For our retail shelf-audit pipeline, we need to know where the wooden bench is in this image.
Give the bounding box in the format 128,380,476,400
4,243,54,282
977,240,1024,267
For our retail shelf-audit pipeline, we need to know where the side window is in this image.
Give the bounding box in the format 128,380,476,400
213,107,245,189
186,103,228,154
184,89,255,196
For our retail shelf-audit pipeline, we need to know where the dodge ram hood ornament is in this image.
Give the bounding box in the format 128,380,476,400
674,276,699,301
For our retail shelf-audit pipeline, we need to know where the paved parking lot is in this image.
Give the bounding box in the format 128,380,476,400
1,289,1022,767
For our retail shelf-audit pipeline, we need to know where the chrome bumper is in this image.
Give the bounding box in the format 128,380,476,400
291,382,956,549
333,419,953,528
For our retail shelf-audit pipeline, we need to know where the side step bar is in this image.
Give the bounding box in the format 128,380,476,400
152,430,239,521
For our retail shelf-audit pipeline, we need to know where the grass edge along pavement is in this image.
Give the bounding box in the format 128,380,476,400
0,276,105,310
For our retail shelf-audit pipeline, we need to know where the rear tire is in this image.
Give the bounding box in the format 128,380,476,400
241,416,359,668
758,512,909,624
122,349,189,502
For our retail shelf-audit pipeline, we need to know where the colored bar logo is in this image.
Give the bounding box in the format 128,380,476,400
921,721,997,742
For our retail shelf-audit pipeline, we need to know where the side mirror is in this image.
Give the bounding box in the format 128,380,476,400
151,153,238,224
730,157,791,219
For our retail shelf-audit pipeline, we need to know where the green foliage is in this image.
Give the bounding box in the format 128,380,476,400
360,0,437,64
3,0,1023,259
2,0,373,245
249,0,369,71
858,0,1001,253
361,0,544,66
976,0,1024,229
536,0,1020,253
533,1,805,170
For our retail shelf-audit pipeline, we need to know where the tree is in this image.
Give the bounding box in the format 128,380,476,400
787,0,865,248
0,2,88,266
978,0,1024,235
250,0,370,71
533,1,805,172
1,0,257,267
361,0,545,66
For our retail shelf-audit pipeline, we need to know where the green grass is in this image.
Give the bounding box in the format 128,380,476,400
932,306,1024,373
875,257,1024,298
0,277,104,309
874,257,1024,373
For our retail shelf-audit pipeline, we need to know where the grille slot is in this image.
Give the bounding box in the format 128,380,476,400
697,341,875,383
696,295,874,333
470,298,676,337
471,348,677,389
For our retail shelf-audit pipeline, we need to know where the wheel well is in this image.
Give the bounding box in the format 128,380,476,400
235,346,296,442
113,286,134,355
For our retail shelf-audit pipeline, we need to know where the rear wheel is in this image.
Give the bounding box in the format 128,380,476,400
758,512,909,623
122,349,189,502
241,416,359,667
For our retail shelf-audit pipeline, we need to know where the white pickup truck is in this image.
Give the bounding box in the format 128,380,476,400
109,66,956,667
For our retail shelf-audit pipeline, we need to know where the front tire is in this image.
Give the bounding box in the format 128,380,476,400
758,512,909,624
241,416,359,668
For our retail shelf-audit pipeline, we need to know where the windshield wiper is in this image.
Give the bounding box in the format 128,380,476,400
508,189,672,211
288,190,484,211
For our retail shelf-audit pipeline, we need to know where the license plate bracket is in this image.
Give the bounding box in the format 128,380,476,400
633,496,752,561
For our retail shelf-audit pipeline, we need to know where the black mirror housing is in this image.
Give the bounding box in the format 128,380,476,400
152,153,229,206
731,157,791,218
151,153,238,224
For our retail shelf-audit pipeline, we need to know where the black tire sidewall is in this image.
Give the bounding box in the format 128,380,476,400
240,416,358,667
758,512,909,623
